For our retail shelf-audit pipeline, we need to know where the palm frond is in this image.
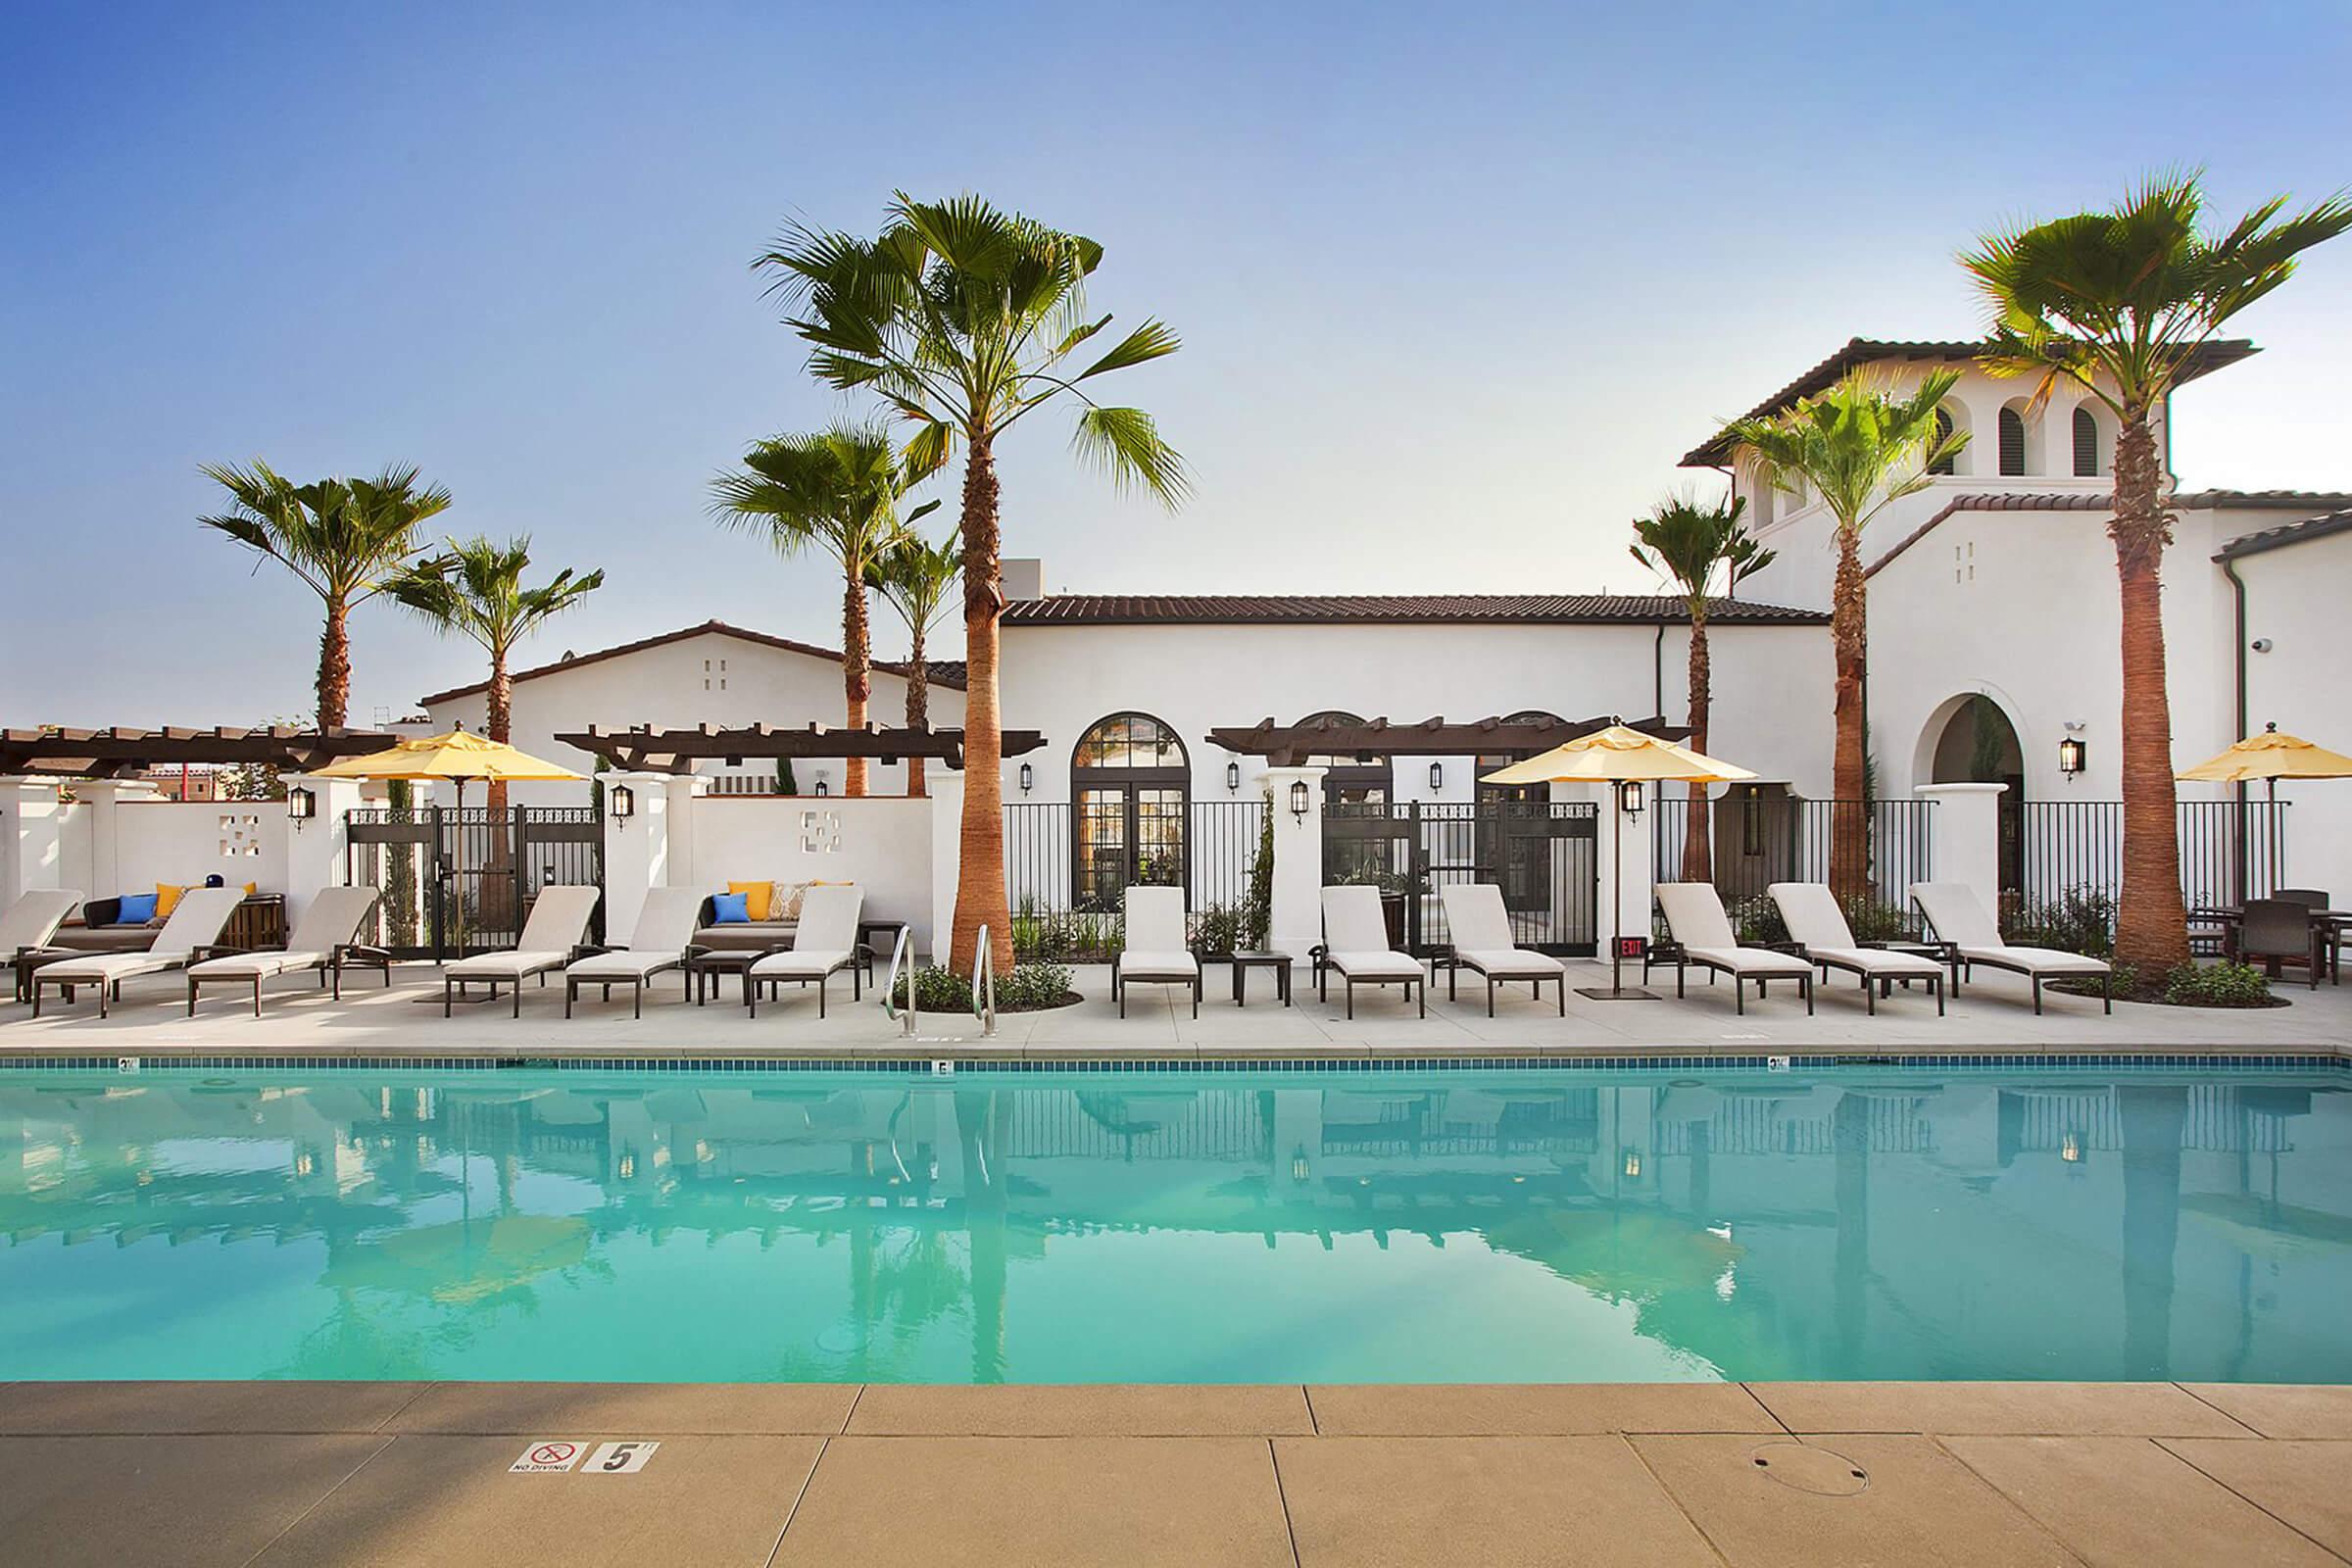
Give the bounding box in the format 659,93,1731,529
1071,406,1189,505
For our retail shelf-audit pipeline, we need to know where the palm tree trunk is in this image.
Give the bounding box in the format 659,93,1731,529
905,620,930,799
842,571,871,798
1829,525,1868,900
318,597,352,730
951,436,1014,976
485,659,512,816
1683,610,1712,882
2111,415,2190,973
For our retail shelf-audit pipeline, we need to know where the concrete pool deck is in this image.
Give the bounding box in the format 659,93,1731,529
4,957,2349,1062
2,1380,2348,1565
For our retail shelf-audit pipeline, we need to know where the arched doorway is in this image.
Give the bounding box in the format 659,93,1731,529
1071,712,1189,910
1923,694,2026,895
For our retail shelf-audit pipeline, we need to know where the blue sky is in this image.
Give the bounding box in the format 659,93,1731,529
5,1,2348,724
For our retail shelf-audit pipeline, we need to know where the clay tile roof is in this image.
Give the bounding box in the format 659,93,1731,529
1679,336,2259,467
1001,594,1827,627
1864,489,2352,579
2216,507,2352,562
416,620,967,707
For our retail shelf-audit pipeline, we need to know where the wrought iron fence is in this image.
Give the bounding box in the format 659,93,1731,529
1004,798,1268,954
1325,800,1598,955
2016,800,2288,922
1649,796,1935,939
345,805,603,957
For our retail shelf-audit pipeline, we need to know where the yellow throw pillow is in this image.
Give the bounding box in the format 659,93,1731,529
155,884,186,918
727,880,774,922
243,882,258,899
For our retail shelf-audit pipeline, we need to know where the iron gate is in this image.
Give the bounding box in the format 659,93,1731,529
346,806,604,959
1325,802,1597,956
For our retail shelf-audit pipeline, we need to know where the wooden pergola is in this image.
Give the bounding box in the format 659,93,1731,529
0,726,399,779
1205,713,1688,767
554,722,1050,775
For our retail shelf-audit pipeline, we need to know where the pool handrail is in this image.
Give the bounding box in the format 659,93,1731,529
883,924,916,1038
973,926,997,1039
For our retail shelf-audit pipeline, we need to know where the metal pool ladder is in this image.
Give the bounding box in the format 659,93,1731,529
881,925,998,1040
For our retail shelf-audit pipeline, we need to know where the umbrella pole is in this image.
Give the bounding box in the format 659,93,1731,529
1578,787,1659,1001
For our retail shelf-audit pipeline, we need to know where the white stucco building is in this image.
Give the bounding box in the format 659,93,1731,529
416,620,965,805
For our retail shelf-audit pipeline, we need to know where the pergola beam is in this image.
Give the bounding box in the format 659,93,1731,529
1205,713,1688,767
555,723,1049,776
0,726,398,779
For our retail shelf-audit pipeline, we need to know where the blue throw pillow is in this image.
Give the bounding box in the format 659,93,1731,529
710,892,751,924
115,893,159,925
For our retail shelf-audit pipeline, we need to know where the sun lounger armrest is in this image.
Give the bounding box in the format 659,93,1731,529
1765,940,1809,959
332,944,388,967
570,943,614,960
750,942,796,962
190,943,246,961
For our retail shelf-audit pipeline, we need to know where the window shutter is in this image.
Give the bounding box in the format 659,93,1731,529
2073,407,2098,476
1998,408,2027,476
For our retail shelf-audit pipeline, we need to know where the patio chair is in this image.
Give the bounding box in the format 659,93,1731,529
1111,885,1200,1018
2,888,84,1004
30,887,245,1018
564,888,708,1019
1652,883,1814,1015
1909,882,2112,1015
185,886,384,1017
1767,883,1945,1016
441,885,602,1017
1317,885,1426,1018
748,884,864,1018
2236,897,2326,990
2270,889,2339,983
1437,882,1566,1016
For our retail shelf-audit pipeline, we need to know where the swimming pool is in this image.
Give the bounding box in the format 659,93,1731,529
1,1058,2344,1384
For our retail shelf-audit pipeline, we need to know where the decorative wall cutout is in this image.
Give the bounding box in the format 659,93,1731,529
218,813,265,858
799,809,842,854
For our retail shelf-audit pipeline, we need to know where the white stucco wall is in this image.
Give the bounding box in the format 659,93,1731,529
2233,527,2352,897
678,795,935,956
419,628,965,807
1732,364,2160,612
90,800,290,899
994,617,1833,803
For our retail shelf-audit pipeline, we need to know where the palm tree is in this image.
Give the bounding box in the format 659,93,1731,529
198,462,452,728
1720,369,1965,899
1963,173,2351,972
385,535,604,813
756,193,1188,973
1630,493,1776,881
710,422,938,798
865,526,962,798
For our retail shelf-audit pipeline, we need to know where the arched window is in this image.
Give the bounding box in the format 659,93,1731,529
1071,713,1188,910
1997,406,2028,476
1298,710,1394,806
2073,406,2102,476
1928,406,1958,476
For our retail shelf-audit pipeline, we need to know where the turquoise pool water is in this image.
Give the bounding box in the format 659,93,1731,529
1,1061,2345,1384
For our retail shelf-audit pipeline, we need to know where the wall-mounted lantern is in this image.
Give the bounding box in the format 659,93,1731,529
1018,762,1034,796
1428,761,1445,793
1225,760,1241,794
608,782,635,827
1289,779,1311,820
1616,780,1645,815
814,777,830,798
285,785,317,828
2057,737,2087,776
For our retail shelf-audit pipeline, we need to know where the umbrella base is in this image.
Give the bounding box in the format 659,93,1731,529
1576,986,1661,1002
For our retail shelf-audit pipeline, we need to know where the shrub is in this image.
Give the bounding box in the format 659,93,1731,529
2163,960,2272,1007
1240,799,1273,951
1011,900,1123,962
1191,902,1243,956
2001,888,2116,956
1730,895,1788,946
890,960,1076,1013
1840,897,1910,943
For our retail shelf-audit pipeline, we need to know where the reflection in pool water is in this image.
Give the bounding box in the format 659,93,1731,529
0,1066,2344,1384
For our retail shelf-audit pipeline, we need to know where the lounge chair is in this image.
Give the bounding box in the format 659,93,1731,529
184,886,384,1016
1652,883,1814,1014
442,885,602,1017
1317,885,1425,1018
1438,882,1566,1015
30,887,246,1018
1767,882,1945,1015
748,884,863,1018
564,888,708,1018
1111,886,1200,1018
2,889,84,1004
1910,881,2112,1014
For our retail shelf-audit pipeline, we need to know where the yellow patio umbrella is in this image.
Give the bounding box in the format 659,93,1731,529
1483,723,1757,1000
2179,723,2352,901
310,728,582,957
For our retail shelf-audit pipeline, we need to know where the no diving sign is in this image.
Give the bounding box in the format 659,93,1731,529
510,1440,661,1475
511,1441,585,1473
